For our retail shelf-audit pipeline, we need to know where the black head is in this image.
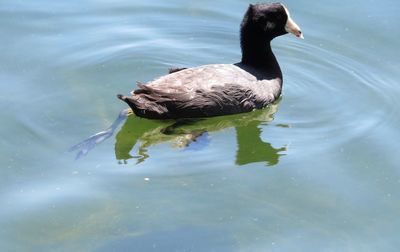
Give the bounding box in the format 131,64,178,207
241,3,302,41
239,3,302,66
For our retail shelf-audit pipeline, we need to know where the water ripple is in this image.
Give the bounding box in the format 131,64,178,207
277,38,399,146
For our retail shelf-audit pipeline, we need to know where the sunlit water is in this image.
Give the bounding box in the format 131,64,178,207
1,0,400,251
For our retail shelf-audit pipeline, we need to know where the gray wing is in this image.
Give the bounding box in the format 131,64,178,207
147,64,258,96
120,64,280,119
126,82,261,119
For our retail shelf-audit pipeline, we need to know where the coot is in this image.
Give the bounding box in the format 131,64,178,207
118,2,302,119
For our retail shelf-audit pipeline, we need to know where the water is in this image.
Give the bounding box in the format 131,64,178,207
1,0,399,251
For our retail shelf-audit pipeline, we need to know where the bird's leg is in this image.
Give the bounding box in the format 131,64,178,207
69,108,133,159
159,119,209,148
172,130,209,148
160,119,201,135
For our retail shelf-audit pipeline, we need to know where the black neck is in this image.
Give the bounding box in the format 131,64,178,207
240,29,282,79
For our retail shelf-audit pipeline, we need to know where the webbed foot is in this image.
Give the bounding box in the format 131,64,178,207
69,129,113,159
69,108,132,160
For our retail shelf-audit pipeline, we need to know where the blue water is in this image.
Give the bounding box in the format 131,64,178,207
1,0,400,251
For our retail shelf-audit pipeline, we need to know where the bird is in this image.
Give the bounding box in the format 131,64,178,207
70,2,302,159
117,2,303,120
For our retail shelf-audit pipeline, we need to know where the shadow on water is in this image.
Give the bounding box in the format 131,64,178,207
71,103,287,167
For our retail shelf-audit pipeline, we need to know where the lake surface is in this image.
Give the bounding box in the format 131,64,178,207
1,0,399,251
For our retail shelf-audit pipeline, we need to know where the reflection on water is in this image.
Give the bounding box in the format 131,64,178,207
71,102,287,166
235,121,286,166
114,103,286,166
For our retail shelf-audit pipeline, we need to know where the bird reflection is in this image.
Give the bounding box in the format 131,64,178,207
113,103,287,166
235,122,286,166
70,103,287,166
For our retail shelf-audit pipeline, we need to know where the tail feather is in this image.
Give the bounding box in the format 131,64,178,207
117,94,127,101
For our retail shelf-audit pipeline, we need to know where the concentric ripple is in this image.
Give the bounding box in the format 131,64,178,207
274,36,399,149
